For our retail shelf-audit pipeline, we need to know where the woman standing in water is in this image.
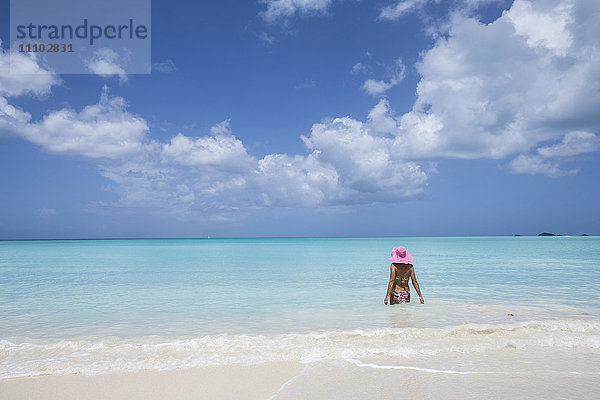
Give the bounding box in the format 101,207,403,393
384,246,424,305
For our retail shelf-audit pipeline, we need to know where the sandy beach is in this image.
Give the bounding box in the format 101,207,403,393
2,360,599,400
0,362,305,400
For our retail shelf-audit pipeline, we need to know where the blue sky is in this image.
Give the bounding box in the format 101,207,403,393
1,0,599,239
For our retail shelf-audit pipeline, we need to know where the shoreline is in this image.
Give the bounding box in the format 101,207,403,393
3,316,599,381
2,360,599,400
0,362,304,400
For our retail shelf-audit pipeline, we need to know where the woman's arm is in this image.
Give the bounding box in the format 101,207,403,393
384,264,396,305
410,268,424,304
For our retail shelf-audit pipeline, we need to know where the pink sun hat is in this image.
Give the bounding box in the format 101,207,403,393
389,246,413,263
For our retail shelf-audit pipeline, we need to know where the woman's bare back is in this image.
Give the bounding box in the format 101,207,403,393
392,263,413,291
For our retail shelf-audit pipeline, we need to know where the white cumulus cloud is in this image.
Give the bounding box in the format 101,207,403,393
16,86,149,159
505,0,574,56
260,0,334,21
3,0,599,216
537,131,600,158
0,96,32,135
378,0,430,20
210,119,233,135
362,79,396,97
161,132,255,172
86,48,128,82
0,41,60,97
302,102,429,202
361,58,406,97
254,153,342,207
508,154,578,178
386,0,600,174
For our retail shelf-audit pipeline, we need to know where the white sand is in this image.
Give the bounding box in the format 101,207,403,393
0,362,305,400
2,360,599,400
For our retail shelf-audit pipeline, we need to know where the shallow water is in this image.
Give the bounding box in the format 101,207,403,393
1,236,599,379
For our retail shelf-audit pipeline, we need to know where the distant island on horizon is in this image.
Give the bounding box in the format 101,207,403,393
527,232,590,237
1,233,597,241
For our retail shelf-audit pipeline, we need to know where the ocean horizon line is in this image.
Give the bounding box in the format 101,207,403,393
1,234,597,242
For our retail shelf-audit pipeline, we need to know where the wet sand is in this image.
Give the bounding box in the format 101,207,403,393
2,359,599,400
0,362,304,400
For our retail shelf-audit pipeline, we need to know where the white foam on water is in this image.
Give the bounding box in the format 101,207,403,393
568,371,600,374
344,358,486,374
1,319,599,379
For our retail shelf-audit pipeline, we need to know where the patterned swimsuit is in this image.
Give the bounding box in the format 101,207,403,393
392,277,410,303
392,290,410,303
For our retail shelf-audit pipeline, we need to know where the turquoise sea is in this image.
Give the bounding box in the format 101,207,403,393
1,236,599,387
